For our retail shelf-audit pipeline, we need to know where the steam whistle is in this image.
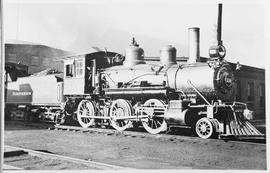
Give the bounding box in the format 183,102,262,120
131,37,139,47
209,3,226,60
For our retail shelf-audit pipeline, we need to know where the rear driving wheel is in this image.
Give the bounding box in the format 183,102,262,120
77,100,96,128
142,99,167,134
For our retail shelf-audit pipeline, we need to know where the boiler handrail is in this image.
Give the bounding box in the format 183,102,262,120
187,80,211,106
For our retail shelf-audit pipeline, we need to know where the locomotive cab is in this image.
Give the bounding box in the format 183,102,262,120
63,55,87,95
63,51,124,96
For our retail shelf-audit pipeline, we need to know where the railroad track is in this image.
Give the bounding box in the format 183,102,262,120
8,119,265,144
50,125,266,145
4,145,133,170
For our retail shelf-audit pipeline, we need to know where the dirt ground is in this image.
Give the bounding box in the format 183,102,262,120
4,120,266,170
4,154,98,170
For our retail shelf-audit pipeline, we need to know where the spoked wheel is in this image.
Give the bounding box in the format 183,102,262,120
195,117,216,139
109,99,133,131
76,100,96,128
54,110,66,125
142,99,167,134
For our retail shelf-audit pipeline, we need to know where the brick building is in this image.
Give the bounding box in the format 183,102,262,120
231,64,265,120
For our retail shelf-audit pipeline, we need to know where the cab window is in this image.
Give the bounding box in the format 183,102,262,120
75,60,83,76
66,64,73,77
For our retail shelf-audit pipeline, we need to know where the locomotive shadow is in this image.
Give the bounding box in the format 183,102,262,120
4,120,54,131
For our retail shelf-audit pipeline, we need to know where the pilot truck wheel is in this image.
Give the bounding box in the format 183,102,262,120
195,117,217,139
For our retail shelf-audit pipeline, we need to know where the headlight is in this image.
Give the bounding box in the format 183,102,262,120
209,45,226,59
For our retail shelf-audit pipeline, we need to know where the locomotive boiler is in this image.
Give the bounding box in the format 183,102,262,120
57,4,264,139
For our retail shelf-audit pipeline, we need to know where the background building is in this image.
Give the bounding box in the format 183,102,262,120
4,40,72,79
232,64,265,120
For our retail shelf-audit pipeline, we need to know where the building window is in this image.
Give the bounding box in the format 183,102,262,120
7,53,17,63
259,83,265,107
66,64,73,77
247,82,254,101
236,80,241,101
31,56,39,66
75,60,83,76
43,57,50,66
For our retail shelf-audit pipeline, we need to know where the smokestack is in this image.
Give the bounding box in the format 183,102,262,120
217,3,223,45
188,27,200,63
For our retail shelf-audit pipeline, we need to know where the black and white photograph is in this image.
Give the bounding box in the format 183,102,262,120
0,0,268,171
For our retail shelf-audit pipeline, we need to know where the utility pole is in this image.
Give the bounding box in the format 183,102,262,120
0,0,4,170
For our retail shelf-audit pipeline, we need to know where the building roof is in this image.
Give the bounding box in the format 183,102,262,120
5,39,38,45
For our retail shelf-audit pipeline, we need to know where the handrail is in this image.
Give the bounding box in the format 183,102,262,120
187,80,211,106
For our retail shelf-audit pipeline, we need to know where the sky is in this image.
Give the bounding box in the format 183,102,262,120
3,0,269,68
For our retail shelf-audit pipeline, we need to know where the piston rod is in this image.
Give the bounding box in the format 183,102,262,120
80,116,111,120
112,115,149,121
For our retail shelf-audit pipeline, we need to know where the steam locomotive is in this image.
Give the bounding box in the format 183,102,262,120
6,4,264,139
57,32,264,139
57,4,264,139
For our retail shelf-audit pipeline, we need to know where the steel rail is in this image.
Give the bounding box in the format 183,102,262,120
52,125,266,146
5,145,133,170
3,164,22,170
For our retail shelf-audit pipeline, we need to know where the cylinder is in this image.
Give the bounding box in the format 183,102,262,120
164,109,188,126
124,39,145,67
188,27,200,63
160,45,177,67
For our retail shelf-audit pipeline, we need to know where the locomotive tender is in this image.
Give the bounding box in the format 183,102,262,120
6,72,64,121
